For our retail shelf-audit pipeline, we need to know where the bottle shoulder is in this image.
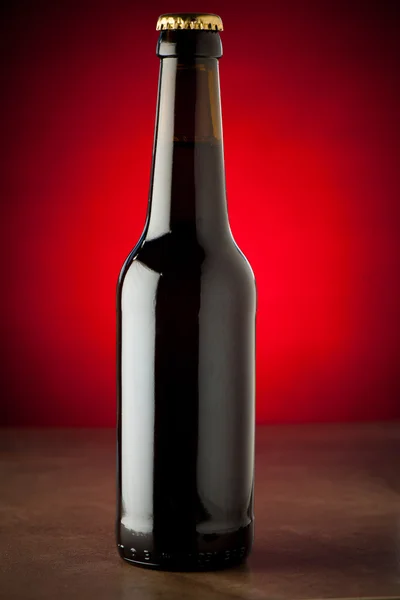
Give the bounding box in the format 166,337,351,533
117,234,146,288
118,231,255,291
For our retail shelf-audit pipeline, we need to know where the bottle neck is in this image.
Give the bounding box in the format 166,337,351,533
146,52,230,244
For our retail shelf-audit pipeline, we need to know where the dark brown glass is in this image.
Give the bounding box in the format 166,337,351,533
116,29,256,571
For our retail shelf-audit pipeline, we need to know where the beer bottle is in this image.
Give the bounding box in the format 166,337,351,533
116,13,256,570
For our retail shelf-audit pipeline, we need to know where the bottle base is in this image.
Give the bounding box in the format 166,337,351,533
118,548,249,572
117,522,253,572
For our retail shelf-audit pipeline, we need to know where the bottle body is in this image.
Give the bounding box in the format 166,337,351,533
116,22,256,571
116,223,255,570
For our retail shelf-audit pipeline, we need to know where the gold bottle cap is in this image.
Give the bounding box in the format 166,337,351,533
156,13,223,32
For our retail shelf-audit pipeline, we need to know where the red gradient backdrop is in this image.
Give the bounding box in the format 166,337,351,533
1,1,399,426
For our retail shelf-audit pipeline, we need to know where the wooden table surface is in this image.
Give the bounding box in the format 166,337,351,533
1,423,399,600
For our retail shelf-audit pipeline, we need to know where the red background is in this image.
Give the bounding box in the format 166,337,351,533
1,1,399,426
